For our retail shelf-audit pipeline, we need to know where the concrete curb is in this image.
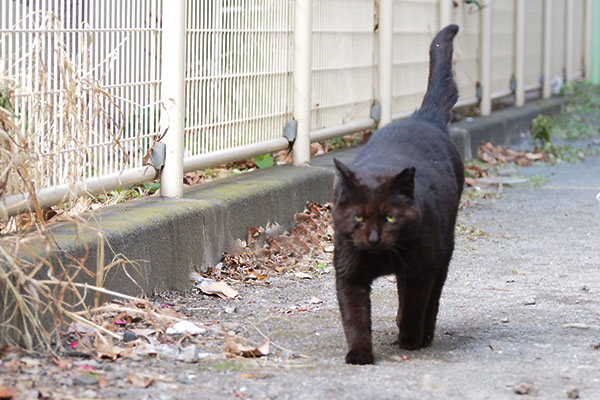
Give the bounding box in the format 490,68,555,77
12,98,565,299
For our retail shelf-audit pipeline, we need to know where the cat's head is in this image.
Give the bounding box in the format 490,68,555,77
332,158,421,253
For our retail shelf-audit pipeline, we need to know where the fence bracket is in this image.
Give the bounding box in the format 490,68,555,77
370,102,381,125
283,119,298,143
150,142,166,172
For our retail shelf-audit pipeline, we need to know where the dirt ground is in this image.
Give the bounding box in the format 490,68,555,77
2,150,600,400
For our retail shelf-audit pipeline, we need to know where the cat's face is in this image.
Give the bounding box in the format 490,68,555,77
333,159,421,253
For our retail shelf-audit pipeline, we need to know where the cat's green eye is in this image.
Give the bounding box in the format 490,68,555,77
354,216,364,222
386,216,396,223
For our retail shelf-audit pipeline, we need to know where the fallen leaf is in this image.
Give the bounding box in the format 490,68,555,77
239,373,269,380
525,152,543,160
464,177,478,186
0,386,17,399
225,339,270,358
96,342,131,361
52,357,73,371
127,373,155,388
166,320,207,336
293,272,312,280
0,346,24,359
200,281,239,299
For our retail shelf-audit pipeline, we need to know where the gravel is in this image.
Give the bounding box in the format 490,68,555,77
1,153,599,400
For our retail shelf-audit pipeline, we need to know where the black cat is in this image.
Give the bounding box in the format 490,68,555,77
332,24,464,365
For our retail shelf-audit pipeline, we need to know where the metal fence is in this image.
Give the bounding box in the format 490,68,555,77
0,0,594,217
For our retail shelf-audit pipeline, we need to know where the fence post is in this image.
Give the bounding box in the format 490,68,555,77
564,0,574,82
515,0,525,106
542,0,552,97
292,0,312,166
584,0,593,78
439,0,452,29
378,0,393,127
593,0,600,85
479,0,492,115
159,0,186,197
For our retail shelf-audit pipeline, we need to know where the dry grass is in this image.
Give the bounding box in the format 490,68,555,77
0,11,154,355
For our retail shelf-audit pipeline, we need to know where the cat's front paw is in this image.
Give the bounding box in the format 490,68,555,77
345,348,374,365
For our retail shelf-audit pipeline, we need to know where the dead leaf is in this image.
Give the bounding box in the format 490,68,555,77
166,320,206,336
52,357,73,371
130,328,156,338
126,373,155,388
0,386,17,399
293,272,312,280
464,177,478,187
96,342,131,361
239,373,269,380
200,281,239,299
0,346,24,359
524,152,543,160
225,339,270,358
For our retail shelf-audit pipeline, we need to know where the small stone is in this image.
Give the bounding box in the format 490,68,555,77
122,330,137,343
82,389,98,399
177,345,201,363
522,297,536,305
501,318,509,323
512,381,535,395
566,386,580,399
323,245,334,253
75,375,99,386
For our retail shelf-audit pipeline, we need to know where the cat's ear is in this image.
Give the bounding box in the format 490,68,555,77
393,167,416,198
333,158,358,189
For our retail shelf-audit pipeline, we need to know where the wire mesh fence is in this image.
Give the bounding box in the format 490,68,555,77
0,0,593,215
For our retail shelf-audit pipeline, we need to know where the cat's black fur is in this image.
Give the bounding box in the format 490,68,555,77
332,25,464,365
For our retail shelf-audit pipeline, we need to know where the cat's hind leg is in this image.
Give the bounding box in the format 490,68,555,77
421,266,449,347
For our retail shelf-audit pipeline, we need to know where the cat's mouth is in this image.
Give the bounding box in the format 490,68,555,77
357,243,390,254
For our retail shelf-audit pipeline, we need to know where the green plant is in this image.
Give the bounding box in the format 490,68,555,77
253,153,274,169
528,175,549,188
314,262,327,270
530,115,554,146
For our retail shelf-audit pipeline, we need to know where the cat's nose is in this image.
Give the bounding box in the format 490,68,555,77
368,230,379,246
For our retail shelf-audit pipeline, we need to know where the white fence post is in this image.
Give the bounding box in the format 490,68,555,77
542,0,552,98
159,0,186,197
565,0,575,82
378,0,393,127
515,0,525,106
480,0,492,115
584,0,593,77
292,0,312,167
439,0,452,29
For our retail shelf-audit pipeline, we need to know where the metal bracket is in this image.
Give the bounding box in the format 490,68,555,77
475,82,483,101
283,119,297,142
370,102,381,125
510,75,517,93
539,73,545,87
150,141,166,171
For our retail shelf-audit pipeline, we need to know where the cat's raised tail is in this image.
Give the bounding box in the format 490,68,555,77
412,24,459,129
